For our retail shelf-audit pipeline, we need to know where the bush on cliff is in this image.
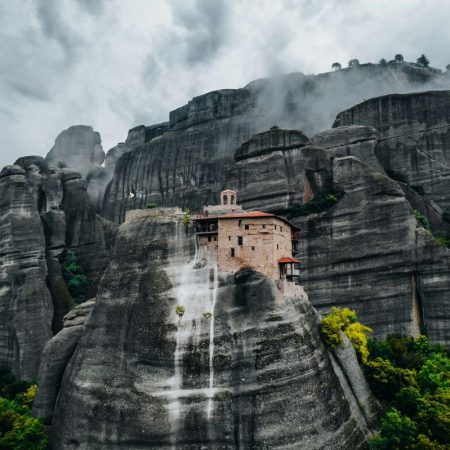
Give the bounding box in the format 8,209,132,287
0,370,49,449
320,311,450,448
319,307,372,362
60,250,89,303
287,191,342,218
365,335,450,449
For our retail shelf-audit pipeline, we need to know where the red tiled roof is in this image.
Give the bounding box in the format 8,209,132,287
278,257,301,264
194,210,299,229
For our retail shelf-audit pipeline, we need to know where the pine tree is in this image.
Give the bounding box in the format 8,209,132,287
416,54,430,67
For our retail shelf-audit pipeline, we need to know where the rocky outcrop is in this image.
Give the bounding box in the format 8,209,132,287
297,156,450,346
33,299,94,423
226,128,311,212
87,123,169,211
46,125,105,178
333,91,450,234
103,65,450,223
50,214,374,449
0,165,53,380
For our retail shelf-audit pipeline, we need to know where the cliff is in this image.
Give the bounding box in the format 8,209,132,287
46,213,377,449
0,156,112,380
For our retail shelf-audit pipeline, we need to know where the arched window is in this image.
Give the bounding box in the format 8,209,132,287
231,195,235,204
223,195,228,205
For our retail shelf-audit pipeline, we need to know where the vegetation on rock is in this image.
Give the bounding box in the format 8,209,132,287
146,203,157,209
175,305,185,317
320,310,450,449
320,307,372,362
287,191,342,218
417,54,431,68
60,250,89,303
0,369,49,449
182,209,191,226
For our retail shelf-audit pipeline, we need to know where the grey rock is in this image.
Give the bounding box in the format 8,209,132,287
103,65,450,223
50,215,372,449
0,165,53,380
45,125,105,178
333,91,450,234
297,156,450,345
33,299,94,423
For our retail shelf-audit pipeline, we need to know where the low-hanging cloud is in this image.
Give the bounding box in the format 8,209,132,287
1,0,450,169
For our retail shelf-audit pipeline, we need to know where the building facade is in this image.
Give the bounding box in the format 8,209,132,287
195,190,300,281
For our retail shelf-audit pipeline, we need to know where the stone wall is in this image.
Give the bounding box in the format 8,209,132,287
218,217,292,279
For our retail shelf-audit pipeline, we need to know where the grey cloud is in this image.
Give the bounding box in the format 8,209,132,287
170,0,229,64
36,0,81,63
75,0,104,15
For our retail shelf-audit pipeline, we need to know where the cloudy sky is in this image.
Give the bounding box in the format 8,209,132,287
1,0,450,168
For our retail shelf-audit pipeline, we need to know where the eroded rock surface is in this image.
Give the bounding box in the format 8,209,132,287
0,165,53,380
46,125,105,178
333,91,450,234
297,156,450,345
33,299,95,423
50,214,374,449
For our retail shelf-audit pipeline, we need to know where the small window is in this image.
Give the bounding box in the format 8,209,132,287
208,236,212,242
262,224,266,229
251,246,255,251
274,225,277,230
230,248,235,257
280,226,283,232
238,219,242,227
245,224,249,230
213,236,217,241
277,244,279,250
228,236,231,241
238,236,243,245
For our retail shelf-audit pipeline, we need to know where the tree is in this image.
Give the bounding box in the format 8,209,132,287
379,58,388,66
446,64,450,72
395,54,404,63
348,59,360,68
417,54,430,67
331,62,342,71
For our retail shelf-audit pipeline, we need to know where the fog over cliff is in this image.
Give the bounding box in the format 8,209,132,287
1,0,450,169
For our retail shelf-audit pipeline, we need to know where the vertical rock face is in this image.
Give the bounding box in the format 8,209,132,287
46,125,105,178
226,128,311,212
297,156,450,345
50,215,373,449
0,165,53,380
333,91,450,233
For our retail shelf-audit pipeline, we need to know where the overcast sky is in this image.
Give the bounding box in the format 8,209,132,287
1,0,450,169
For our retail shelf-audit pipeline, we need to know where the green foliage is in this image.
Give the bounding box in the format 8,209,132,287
395,54,405,63
175,305,185,317
365,334,450,448
319,307,372,362
182,209,191,226
417,54,430,67
414,209,431,230
369,408,417,450
0,370,49,449
287,192,342,218
435,236,450,248
146,203,157,209
60,250,89,303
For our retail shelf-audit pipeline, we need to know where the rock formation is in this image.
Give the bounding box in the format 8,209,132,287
297,156,450,346
101,65,450,223
46,125,105,178
0,165,53,380
333,91,450,234
48,212,377,449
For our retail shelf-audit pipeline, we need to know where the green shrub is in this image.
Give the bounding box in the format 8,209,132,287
181,209,191,226
435,236,450,248
320,307,372,362
287,191,342,218
146,203,157,209
365,334,450,448
414,209,430,230
60,250,89,303
0,370,49,449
